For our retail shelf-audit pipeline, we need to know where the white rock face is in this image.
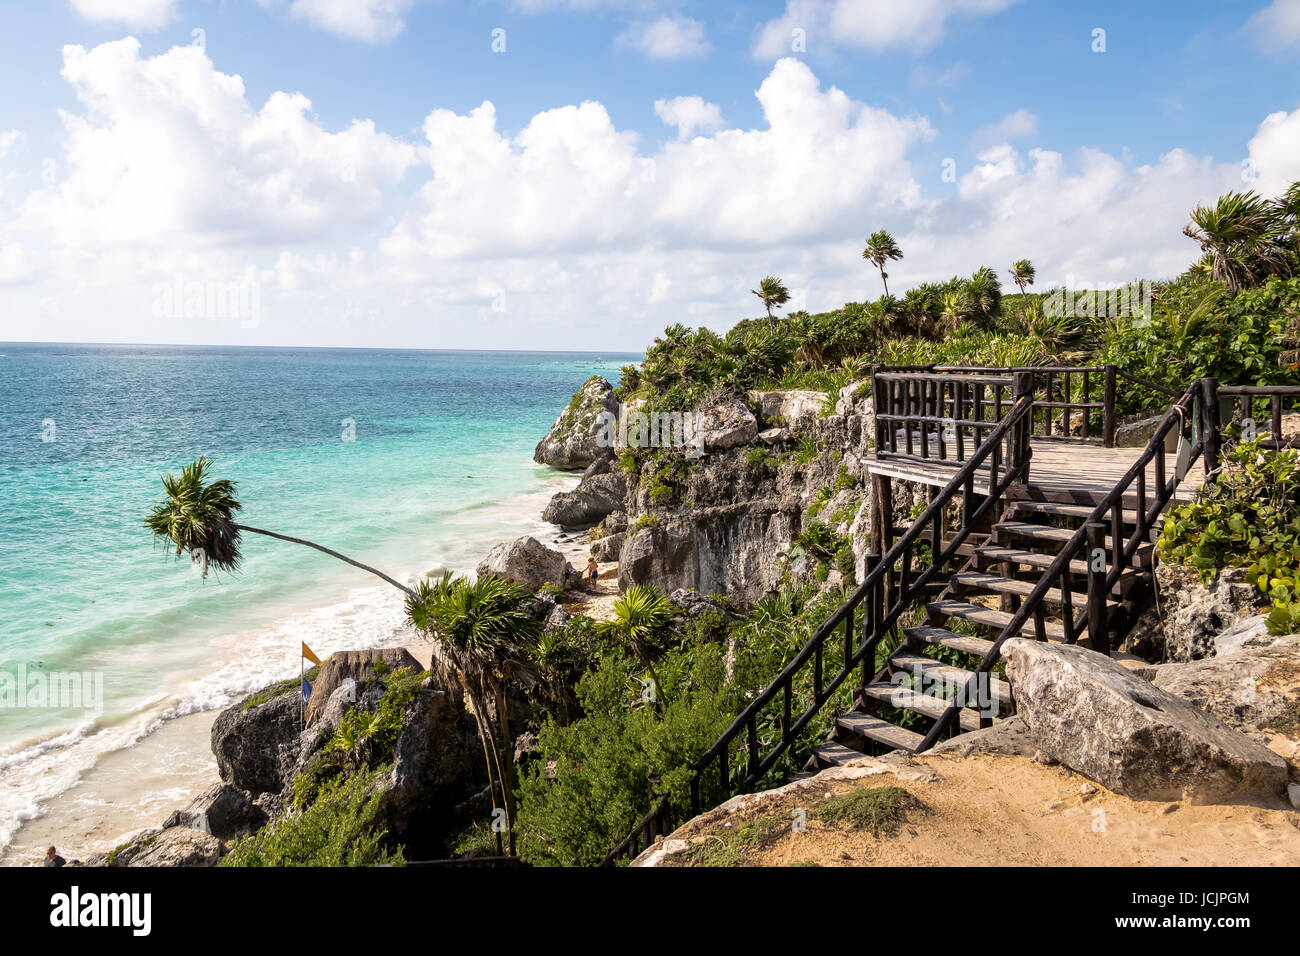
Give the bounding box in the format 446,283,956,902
476,535,571,591
750,389,827,433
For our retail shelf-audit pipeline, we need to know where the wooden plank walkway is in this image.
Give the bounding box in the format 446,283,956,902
868,436,1205,504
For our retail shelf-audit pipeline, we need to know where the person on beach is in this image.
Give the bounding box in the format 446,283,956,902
44,846,65,867
586,556,599,581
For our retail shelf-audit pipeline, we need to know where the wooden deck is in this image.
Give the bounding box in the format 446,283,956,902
867,436,1205,504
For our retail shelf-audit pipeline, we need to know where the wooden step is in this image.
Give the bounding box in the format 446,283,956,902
1008,500,1161,525
997,521,1154,551
890,651,1013,704
861,683,987,732
975,545,1141,578
904,625,995,658
812,741,867,767
928,599,1077,643
836,712,925,753
950,570,1108,608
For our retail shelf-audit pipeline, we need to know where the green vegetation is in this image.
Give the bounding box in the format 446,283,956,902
812,786,914,836
223,768,404,867
684,815,788,867
241,668,318,710
1159,440,1300,633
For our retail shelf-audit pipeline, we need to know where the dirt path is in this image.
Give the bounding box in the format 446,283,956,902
656,753,1300,867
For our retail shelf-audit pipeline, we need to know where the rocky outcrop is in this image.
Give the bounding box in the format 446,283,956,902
590,532,625,562
477,535,571,591
161,783,266,840
1001,638,1289,804
612,380,876,605
1125,563,1264,661
749,389,827,433
304,647,423,724
542,471,627,530
696,399,758,450
373,679,483,849
1152,632,1300,749
124,828,224,867
534,376,619,469
210,685,302,795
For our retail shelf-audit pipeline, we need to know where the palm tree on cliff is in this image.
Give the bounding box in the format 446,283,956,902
597,585,676,706
1009,259,1036,300
751,275,791,331
863,229,903,297
406,571,541,856
144,457,415,597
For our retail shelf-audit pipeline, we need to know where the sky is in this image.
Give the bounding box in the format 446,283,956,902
0,0,1298,351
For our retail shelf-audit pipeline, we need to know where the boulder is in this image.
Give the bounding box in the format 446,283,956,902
695,399,758,450
161,783,266,841
1152,633,1300,745
749,389,827,433
210,685,302,795
477,535,571,592
603,510,628,534
758,427,791,444
583,453,613,479
1002,638,1289,804
668,588,729,619
542,472,627,530
118,827,224,867
1213,615,1272,657
304,647,423,725
590,532,625,563
534,376,619,469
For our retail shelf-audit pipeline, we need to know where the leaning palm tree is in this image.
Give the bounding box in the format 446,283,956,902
597,585,676,705
1183,190,1295,293
862,229,903,297
406,570,541,856
144,457,414,596
1009,259,1035,299
751,275,791,331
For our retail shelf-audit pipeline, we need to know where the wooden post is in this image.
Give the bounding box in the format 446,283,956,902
1202,377,1221,474
1102,365,1117,448
1012,370,1034,482
1085,521,1109,657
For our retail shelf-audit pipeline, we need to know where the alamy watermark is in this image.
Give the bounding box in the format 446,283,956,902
0,666,104,717
595,405,705,459
152,273,261,328
1043,278,1153,325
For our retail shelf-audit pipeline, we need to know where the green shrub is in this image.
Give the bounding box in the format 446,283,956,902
223,768,404,867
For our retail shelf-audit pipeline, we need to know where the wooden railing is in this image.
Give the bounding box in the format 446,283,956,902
601,392,1036,865
1209,381,1300,468
873,369,1033,467
875,364,1181,450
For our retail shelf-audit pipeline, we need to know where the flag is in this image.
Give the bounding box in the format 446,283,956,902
301,642,322,666
301,678,313,703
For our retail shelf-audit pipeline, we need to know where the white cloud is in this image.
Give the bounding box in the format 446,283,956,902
970,108,1038,151
618,15,711,60
653,95,724,140
0,130,25,158
69,0,176,30
1246,106,1300,196
3,46,1296,351
1246,0,1300,51
754,0,1018,57
287,0,416,43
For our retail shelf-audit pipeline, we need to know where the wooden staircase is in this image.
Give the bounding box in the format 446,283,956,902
810,488,1162,767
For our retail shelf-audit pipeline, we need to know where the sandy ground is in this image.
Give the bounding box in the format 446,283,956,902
658,753,1300,867
1,710,220,867
536,526,622,622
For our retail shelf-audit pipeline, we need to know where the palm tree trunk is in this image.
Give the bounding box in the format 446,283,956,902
233,524,415,598
879,267,889,297
490,677,518,856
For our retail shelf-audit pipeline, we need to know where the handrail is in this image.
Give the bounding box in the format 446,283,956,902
601,390,1036,865
918,380,1206,749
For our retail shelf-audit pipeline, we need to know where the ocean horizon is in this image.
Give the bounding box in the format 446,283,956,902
0,342,636,861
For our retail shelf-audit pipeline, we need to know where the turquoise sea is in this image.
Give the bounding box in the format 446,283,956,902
0,343,634,854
